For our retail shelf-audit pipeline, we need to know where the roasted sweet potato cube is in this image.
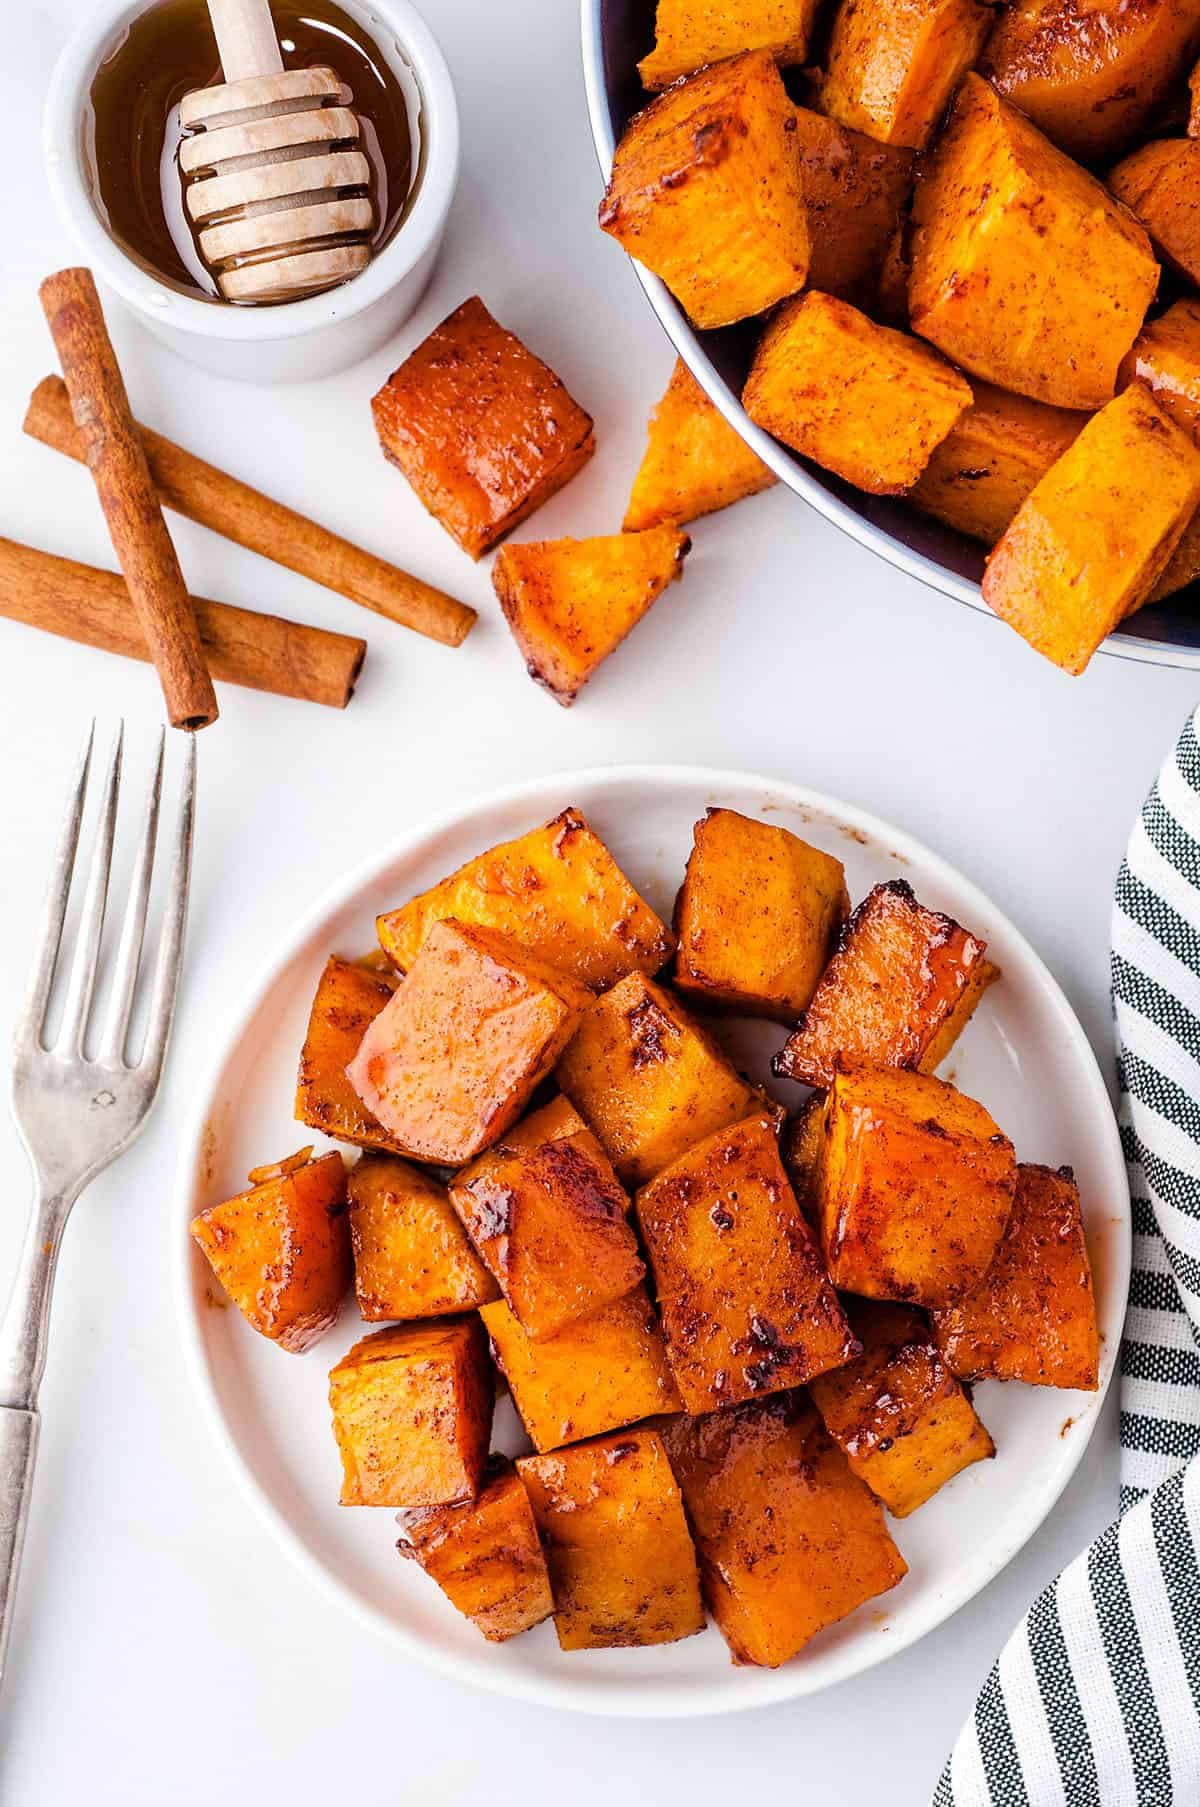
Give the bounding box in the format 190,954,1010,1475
909,75,1159,410
481,1287,681,1451
808,1301,995,1516
1109,139,1200,286
481,1093,590,1154
636,1115,858,1412
370,296,595,559
1119,299,1200,443
598,52,810,330
347,919,593,1165
517,1430,704,1650
1154,507,1200,601
295,956,409,1155
909,380,1085,544
493,528,690,707
743,292,972,495
932,1163,1100,1389
624,360,777,532
792,108,915,303
822,0,992,150
814,1068,1018,1306
376,808,674,991
329,1317,492,1507
780,1094,826,1222
673,807,849,1022
981,0,1200,163
397,1461,554,1642
190,1148,349,1353
982,384,1200,674
556,971,767,1185
348,1153,497,1321
661,1394,906,1666
774,879,998,1088
639,0,818,88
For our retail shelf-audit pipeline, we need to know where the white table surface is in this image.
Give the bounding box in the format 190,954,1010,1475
3,3,1196,1801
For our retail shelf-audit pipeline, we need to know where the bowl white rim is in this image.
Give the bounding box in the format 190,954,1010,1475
44,0,460,346
172,762,1130,1718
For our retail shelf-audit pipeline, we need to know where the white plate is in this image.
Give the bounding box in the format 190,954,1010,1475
174,766,1130,1718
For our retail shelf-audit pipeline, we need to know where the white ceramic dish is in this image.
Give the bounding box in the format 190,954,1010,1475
175,766,1130,1718
45,0,459,383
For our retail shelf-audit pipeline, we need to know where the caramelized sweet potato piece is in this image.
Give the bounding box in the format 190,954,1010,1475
822,0,992,149
624,360,777,532
1109,138,1200,286
477,1093,589,1154
347,919,593,1165
370,296,594,559
1192,55,1200,132
376,809,674,990
556,971,768,1186
792,108,915,302
450,1131,644,1338
909,380,1085,544
636,1114,858,1412
808,1300,995,1516
517,1430,704,1650
774,879,997,1088
598,52,810,330
982,384,1200,674
481,1287,681,1451
743,292,972,495
329,1317,493,1507
190,1148,349,1353
294,956,408,1155
639,0,818,88
932,1163,1100,1388
493,528,690,707
673,807,849,1022
814,1068,1018,1306
780,1094,826,1222
661,1394,907,1666
1154,506,1200,601
398,1461,554,1642
909,75,1159,410
348,1153,497,1321
1119,299,1200,442
982,0,1200,163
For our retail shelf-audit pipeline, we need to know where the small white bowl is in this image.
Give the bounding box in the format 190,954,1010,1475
44,0,460,383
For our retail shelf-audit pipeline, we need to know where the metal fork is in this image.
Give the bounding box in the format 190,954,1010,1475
0,723,195,1685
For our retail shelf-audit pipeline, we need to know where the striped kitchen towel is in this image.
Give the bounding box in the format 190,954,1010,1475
933,706,1200,1805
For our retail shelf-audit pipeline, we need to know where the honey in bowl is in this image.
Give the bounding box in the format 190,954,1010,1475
82,0,422,302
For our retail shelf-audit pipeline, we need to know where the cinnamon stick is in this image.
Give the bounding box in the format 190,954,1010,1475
0,537,365,709
25,375,477,650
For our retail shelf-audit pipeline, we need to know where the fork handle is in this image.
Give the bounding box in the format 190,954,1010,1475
0,1407,39,1687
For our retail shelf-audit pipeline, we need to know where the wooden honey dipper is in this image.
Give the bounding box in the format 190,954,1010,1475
179,0,375,304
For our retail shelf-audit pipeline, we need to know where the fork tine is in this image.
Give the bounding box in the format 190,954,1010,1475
12,723,95,1054
138,733,196,1086
55,723,124,1056
97,729,164,1067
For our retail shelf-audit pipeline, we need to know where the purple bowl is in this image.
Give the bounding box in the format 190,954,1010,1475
581,0,1200,671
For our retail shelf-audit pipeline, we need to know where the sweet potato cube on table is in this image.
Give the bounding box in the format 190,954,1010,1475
808,1301,995,1516
493,528,690,707
742,292,972,495
556,971,767,1186
450,1131,645,1338
598,52,810,330
1109,139,1200,287
982,384,1200,675
517,1430,704,1650
791,108,915,303
814,1068,1018,1306
774,878,998,1089
822,0,992,150
909,75,1159,410
624,360,777,532
348,1153,498,1322
661,1394,907,1666
909,381,1085,545
347,919,592,1165
636,1114,858,1412
1120,299,1200,444
638,0,818,89
376,808,674,990
370,296,594,559
294,956,409,1155
191,1148,349,1353
397,1461,554,1642
932,1163,1100,1389
673,807,849,1022
481,1287,681,1451
329,1317,493,1507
